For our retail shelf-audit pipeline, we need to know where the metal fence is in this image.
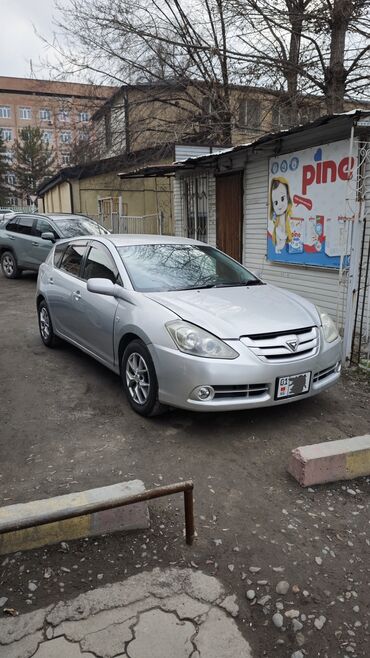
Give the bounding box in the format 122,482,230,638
0,206,34,214
117,214,162,235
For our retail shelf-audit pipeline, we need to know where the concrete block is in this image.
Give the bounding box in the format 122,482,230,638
0,480,149,555
288,434,370,487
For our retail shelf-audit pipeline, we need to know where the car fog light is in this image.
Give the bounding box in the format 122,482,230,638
192,386,214,401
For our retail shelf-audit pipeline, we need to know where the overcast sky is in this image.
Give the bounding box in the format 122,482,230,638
1,0,62,79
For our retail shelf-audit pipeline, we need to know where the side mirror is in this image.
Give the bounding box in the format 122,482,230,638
41,232,56,243
87,277,125,298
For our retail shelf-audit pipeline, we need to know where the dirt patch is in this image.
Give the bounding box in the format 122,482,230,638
0,274,369,657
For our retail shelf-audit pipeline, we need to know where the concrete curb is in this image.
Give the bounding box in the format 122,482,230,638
287,434,370,486
0,480,149,555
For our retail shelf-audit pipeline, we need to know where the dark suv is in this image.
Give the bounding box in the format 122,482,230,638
0,213,108,278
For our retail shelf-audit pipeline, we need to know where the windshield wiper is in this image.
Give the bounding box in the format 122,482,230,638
170,280,264,291
213,280,264,287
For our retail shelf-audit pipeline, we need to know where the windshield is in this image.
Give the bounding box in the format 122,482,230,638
117,243,262,292
53,217,108,238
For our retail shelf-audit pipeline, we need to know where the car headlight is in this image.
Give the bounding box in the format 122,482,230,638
318,308,339,343
166,320,239,359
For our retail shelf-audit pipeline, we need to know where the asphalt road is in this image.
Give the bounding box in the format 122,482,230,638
0,272,369,657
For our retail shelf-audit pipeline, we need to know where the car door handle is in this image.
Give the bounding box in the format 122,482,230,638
8,236,15,240
73,290,81,301
32,242,39,246
48,277,54,285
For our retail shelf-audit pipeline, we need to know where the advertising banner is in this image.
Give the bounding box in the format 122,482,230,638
267,139,357,268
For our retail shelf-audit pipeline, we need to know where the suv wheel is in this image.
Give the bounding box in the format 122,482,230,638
1,251,20,279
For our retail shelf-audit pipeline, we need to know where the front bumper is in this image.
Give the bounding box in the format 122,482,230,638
149,335,342,412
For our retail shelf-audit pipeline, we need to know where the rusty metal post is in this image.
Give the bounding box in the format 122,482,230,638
184,484,195,545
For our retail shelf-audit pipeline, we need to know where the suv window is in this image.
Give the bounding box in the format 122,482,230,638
60,243,87,277
6,218,19,233
34,218,59,239
17,216,35,235
82,244,119,283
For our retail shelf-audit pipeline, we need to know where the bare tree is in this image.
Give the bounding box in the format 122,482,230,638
46,0,249,145
232,0,370,116
44,0,370,147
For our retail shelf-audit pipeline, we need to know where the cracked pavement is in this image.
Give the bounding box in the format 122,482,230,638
0,567,252,658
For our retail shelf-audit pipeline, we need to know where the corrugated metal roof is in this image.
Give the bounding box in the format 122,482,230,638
118,109,370,180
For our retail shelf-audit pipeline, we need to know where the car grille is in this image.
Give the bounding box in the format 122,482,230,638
213,384,269,399
313,364,338,383
241,326,320,362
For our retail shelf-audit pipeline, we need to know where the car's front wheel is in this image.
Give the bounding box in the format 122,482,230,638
1,251,21,279
38,300,58,348
121,339,165,416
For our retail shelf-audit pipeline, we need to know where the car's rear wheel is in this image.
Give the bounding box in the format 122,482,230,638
121,339,165,416
1,251,20,279
38,300,58,348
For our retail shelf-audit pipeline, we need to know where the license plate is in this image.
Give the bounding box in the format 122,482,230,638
276,372,311,399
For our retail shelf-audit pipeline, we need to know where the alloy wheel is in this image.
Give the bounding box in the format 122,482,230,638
2,254,14,276
126,352,150,405
39,306,50,341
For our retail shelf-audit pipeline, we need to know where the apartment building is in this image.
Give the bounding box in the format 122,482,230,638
92,81,333,161
93,79,370,163
0,76,116,203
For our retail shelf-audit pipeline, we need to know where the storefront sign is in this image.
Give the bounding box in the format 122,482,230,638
267,139,357,267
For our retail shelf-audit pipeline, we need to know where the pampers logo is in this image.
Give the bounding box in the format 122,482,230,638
302,147,355,195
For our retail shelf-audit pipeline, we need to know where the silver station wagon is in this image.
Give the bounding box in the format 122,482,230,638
36,235,342,416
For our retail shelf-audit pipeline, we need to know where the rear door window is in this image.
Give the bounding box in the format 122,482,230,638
59,242,87,277
53,243,68,268
6,218,19,233
17,216,35,235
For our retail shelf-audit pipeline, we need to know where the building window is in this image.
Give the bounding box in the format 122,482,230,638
79,111,89,122
78,129,89,141
60,131,72,144
40,108,51,121
240,99,261,129
61,153,71,165
19,107,32,120
42,131,53,144
0,106,11,119
272,105,293,129
6,196,18,206
5,173,16,186
182,176,208,242
0,128,12,141
4,150,12,162
58,109,70,122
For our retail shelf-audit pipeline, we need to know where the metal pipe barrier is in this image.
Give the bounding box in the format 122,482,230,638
0,481,195,546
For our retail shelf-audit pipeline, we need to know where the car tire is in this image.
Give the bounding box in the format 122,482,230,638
121,339,166,417
38,300,59,348
1,251,21,279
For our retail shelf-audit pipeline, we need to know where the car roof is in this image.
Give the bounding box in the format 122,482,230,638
97,234,206,247
6,212,94,221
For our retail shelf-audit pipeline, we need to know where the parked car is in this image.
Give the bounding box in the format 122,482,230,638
0,213,109,279
36,235,342,416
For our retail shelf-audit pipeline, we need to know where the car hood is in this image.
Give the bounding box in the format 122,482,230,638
146,284,320,338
